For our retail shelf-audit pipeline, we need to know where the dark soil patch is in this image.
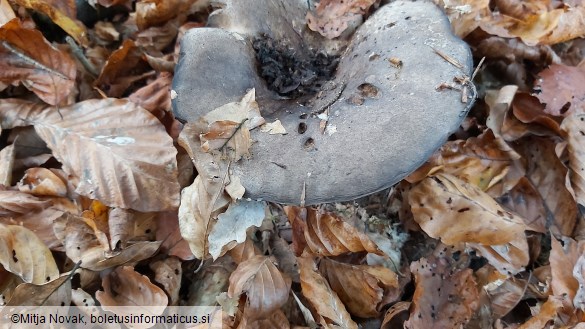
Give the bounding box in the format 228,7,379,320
252,35,339,98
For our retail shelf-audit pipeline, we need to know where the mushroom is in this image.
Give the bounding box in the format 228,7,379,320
172,0,475,205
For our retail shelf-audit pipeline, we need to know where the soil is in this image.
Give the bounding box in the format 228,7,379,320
252,35,339,98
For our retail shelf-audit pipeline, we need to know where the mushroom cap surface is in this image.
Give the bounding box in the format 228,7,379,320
172,0,475,205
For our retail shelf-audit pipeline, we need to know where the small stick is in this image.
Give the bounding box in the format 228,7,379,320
65,36,99,77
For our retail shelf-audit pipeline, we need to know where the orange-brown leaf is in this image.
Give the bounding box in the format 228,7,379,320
0,19,76,105
306,0,378,39
96,266,168,309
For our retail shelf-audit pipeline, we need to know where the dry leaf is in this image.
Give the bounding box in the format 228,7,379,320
150,257,181,306
228,255,291,322
409,173,527,246
13,0,88,46
229,238,261,264
497,177,547,233
562,113,585,208
0,19,76,105
436,0,490,38
297,255,358,329
0,0,15,26
0,224,59,284
17,167,67,197
128,72,172,116
154,211,194,261
320,258,399,318
95,40,146,97
517,296,563,329
6,272,71,306
306,0,378,39
260,120,287,135
208,200,266,260
549,237,583,306
404,256,479,329
0,98,181,212
108,207,134,250
96,266,168,310
0,143,15,186
0,189,52,217
135,0,193,30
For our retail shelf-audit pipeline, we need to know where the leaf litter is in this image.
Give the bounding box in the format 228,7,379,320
3,0,585,327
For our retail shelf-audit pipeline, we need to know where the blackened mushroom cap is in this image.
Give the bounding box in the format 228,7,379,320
172,0,476,205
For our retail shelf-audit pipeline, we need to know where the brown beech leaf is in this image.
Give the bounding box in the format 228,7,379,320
510,93,562,138
306,0,378,39
476,36,560,64
476,265,526,318
247,310,290,329
497,177,547,233
0,98,180,212
320,258,399,318
0,19,76,105
404,256,479,329
517,296,563,329
435,0,490,38
302,207,383,256
17,167,67,197
0,224,59,284
13,0,88,46
381,301,410,329
515,136,577,236
155,211,194,261
470,234,530,275
549,237,583,305
228,255,291,322
128,72,172,116
0,189,52,217
95,39,146,97
562,113,585,208
150,257,181,306
135,0,194,30
409,173,527,246
107,207,134,251
298,255,358,329
229,238,261,265
96,266,168,310
6,271,72,306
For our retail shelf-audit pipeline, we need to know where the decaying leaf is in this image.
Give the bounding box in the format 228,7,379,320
228,255,291,322
95,40,147,97
208,200,266,260
260,120,287,135
0,19,76,105
298,255,358,329
17,167,67,197
6,271,72,306
150,257,182,306
409,173,527,246
517,296,563,329
306,0,378,39
562,113,585,208
0,189,52,217
404,255,479,329
0,224,59,284
0,98,181,212
96,266,168,310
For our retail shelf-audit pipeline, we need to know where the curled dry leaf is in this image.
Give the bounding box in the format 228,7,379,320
135,0,193,30
476,36,560,64
96,266,168,311
549,237,583,307
108,207,134,250
283,206,308,256
302,207,383,256
497,177,547,233
6,272,71,306
517,296,563,329
128,72,172,116
0,224,59,284
0,98,181,212
509,93,562,138
155,211,194,261
435,0,490,38
0,19,76,105
319,258,400,318
404,256,479,329
306,0,378,39
515,137,577,236
0,143,15,185
17,167,67,197
150,257,182,306
409,173,527,246
297,255,358,329
0,189,51,217
562,113,585,208
13,0,88,46
95,39,145,97
208,200,266,260
228,255,291,322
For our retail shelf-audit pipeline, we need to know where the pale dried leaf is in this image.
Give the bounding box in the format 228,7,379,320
225,176,245,201
96,266,168,310
150,257,181,306
71,288,96,308
0,224,59,284
260,120,287,135
298,255,358,329
436,0,490,38
306,0,377,39
409,173,527,245
0,19,76,105
208,200,266,260
6,272,71,306
0,190,52,217
562,113,585,208
0,0,16,26
228,255,291,322
0,98,180,212
108,207,134,251
17,167,67,197
0,143,15,186
549,237,582,303
178,176,215,260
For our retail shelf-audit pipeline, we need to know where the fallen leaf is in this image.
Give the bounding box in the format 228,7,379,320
107,207,134,250
96,266,168,311
0,0,15,26
562,113,585,208
404,255,479,329
155,211,194,261
409,173,527,246
549,236,583,306
517,296,563,329
306,0,378,39
135,0,193,30
6,271,72,306
497,177,548,233
0,189,52,217
228,255,291,322
95,39,146,97
260,120,287,135
0,143,15,186
17,167,67,197
0,224,59,284
535,64,585,116
229,238,261,264
298,255,358,329
208,200,266,260
0,98,181,212
320,258,399,318
0,19,76,105
150,257,181,306
128,72,172,116
13,0,88,46
435,0,490,38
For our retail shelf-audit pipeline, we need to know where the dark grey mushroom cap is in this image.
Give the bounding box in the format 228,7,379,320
172,0,475,205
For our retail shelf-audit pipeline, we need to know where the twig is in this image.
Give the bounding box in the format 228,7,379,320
65,36,99,77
